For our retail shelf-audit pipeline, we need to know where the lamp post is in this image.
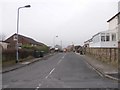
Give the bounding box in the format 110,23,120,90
53,35,58,48
60,40,62,49
16,5,31,63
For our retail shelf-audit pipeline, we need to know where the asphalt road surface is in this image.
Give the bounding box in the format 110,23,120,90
2,52,118,89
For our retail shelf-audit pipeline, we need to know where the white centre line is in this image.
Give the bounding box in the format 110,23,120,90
57,54,66,65
36,53,67,88
35,86,40,90
45,68,55,79
57,59,62,65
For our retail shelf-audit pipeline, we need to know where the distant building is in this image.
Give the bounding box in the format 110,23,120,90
5,33,46,49
54,45,62,51
84,12,120,48
67,45,75,52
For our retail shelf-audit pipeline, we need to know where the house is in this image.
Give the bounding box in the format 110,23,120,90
118,1,120,12
0,41,8,50
5,33,46,49
84,12,120,48
107,12,120,41
107,11,120,48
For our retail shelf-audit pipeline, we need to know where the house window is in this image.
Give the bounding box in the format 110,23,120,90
101,36,105,42
13,35,17,41
112,33,116,41
106,33,110,41
101,33,105,42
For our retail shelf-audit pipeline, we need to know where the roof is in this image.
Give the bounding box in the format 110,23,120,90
5,33,46,46
84,38,92,43
107,12,120,22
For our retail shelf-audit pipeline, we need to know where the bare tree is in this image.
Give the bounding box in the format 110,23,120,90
0,33,6,41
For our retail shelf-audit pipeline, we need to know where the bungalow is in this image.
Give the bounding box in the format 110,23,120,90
5,33,46,49
84,12,120,48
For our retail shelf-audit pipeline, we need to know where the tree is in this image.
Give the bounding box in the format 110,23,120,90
0,33,6,41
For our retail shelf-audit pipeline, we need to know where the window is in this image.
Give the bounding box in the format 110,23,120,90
112,33,116,41
101,33,105,42
101,36,105,42
13,35,17,41
106,33,110,41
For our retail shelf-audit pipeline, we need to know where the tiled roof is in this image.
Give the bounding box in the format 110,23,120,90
5,33,46,46
107,12,120,22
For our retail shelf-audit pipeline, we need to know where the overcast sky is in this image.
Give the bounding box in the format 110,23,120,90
0,0,119,47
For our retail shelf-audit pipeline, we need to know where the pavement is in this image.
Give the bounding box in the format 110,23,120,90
1,53,55,74
76,53,119,81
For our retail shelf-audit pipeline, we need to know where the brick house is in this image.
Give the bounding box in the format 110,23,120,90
5,33,46,49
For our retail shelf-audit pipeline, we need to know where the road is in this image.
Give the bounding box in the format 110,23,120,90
2,52,118,88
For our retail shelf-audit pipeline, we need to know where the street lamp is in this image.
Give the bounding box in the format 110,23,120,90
16,5,31,63
53,35,58,48
60,40,62,49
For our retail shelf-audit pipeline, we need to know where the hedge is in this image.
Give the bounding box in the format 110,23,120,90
2,49,34,61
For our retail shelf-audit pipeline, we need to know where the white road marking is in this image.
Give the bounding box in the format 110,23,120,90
36,53,66,88
45,68,55,79
36,87,39,88
57,59,62,65
57,54,66,65
35,86,40,90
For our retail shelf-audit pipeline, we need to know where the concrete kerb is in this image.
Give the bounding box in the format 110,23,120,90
2,53,54,74
75,53,119,81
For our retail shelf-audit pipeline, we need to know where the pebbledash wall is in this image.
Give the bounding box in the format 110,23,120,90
85,47,118,66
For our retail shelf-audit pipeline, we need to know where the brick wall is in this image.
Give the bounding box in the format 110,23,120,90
85,47,118,66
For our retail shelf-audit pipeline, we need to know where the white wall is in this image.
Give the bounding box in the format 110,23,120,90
108,16,118,30
90,42,118,48
100,42,118,48
89,42,101,47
